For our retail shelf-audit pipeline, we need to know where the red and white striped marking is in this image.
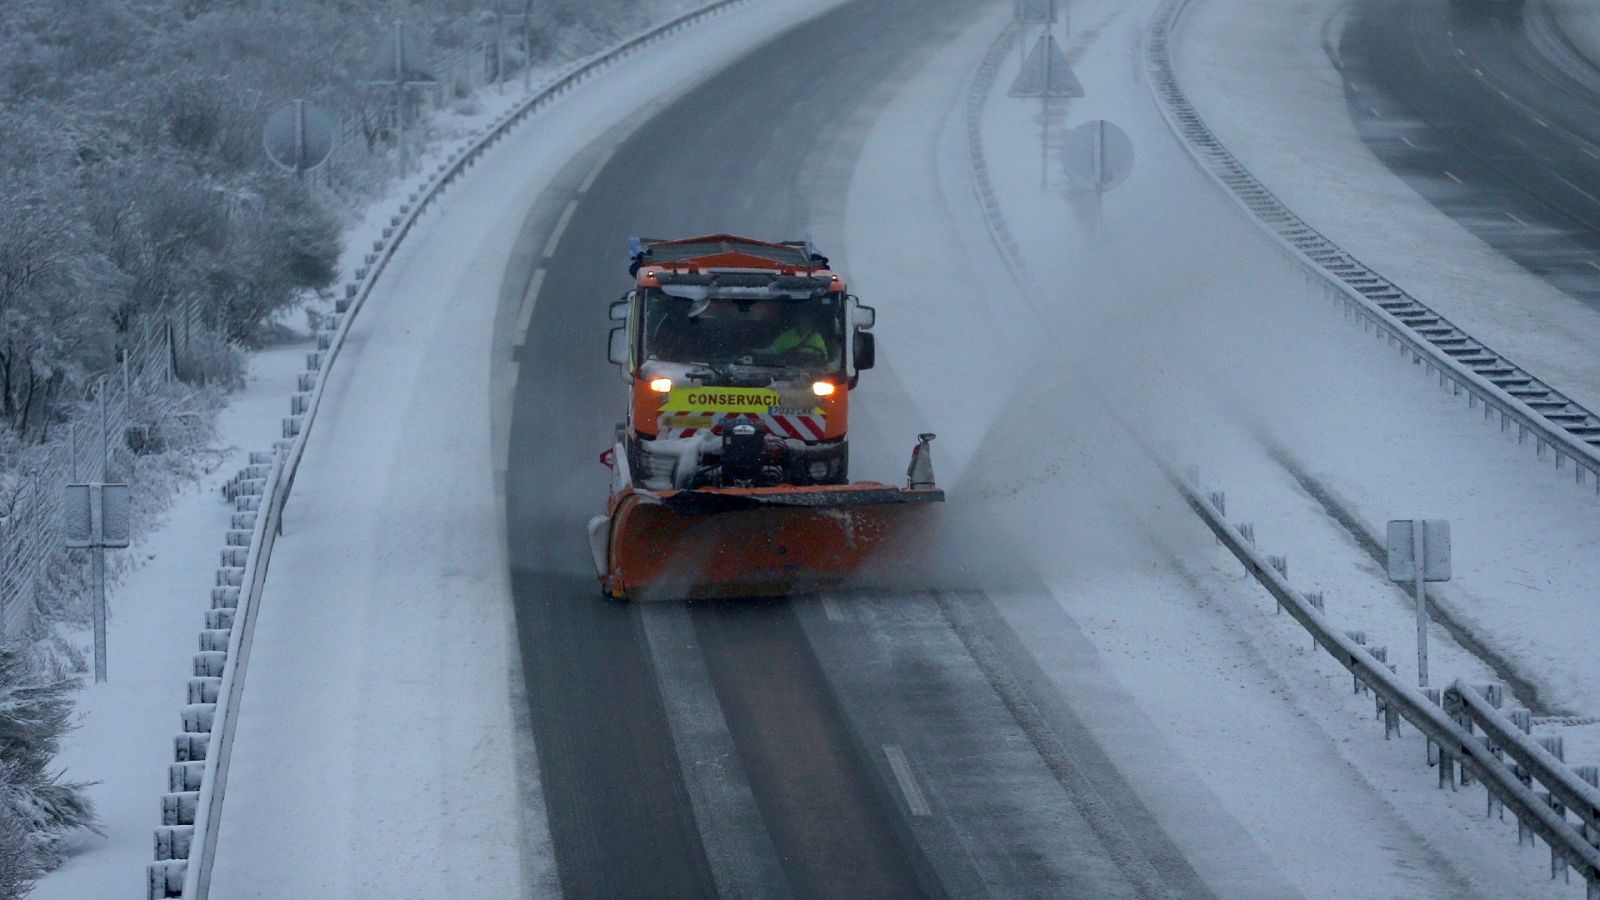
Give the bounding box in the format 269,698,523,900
658,411,825,440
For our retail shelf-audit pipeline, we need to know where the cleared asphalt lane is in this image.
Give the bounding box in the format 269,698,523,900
505,0,979,895
1339,0,1600,304
504,0,1222,896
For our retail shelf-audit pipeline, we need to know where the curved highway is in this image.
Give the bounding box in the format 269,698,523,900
502,0,1217,896
1338,0,1600,304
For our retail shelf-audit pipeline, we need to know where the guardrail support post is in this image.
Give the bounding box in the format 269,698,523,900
1345,631,1366,693
1305,592,1324,649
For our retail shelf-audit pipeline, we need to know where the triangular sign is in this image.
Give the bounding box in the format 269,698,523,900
1008,35,1084,98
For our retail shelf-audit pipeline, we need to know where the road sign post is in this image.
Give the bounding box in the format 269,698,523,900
264,99,337,176
1062,119,1134,193
1008,29,1084,191
1386,519,1451,688
66,483,131,682
367,21,439,178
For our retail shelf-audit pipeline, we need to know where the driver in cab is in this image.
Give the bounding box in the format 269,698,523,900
758,306,828,361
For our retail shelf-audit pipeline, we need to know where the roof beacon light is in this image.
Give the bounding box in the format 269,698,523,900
812,381,836,397
650,377,673,393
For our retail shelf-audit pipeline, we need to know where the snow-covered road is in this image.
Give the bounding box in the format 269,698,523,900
55,0,1600,895
205,2,863,895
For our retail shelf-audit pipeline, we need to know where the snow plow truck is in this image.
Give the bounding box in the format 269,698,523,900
588,234,944,600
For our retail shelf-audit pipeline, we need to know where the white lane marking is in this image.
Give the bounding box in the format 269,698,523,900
1369,106,1382,118
1553,172,1600,205
1585,148,1600,161
1444,170,1463,184
1534,116,1550,129
578,146,618,194
1505,212,1528,227
1499,89,1511,100
542,200,580,259
821,596,848,623
1588,261,1600,272
1400,136,1417,149
882,745,931,817
1473,67,1484,78
514,268,547,350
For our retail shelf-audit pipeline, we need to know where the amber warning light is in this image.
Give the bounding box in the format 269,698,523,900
649,377,673,393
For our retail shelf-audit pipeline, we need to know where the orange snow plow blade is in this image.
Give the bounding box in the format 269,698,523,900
592,483,944,600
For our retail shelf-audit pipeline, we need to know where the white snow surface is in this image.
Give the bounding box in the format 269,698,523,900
833,0,1589,894
32,346,306,900
1180,0,1600,416
37,0,1600,896
206,2,857,898
31,66,558,900
1174,0,1600,724
1546,0,1600,72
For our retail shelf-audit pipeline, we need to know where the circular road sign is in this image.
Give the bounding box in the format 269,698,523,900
263,99,337,174
1061,119,1134,192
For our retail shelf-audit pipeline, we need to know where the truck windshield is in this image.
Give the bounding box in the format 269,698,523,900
642,291,845,371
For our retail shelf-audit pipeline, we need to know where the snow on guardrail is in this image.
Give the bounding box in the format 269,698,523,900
1138,435,1600,898
1145,0,1600,499
143,1,758,896
965,15,1600,896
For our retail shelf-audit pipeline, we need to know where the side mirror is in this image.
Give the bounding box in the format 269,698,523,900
852,303,876,329
853,331,876,370
609,298,629,321
608,327,628,366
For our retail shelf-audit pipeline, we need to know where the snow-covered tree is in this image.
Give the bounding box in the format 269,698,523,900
0,0,666,869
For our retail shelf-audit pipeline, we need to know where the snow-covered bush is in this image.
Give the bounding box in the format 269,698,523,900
0,801,40,900
0,644,98,874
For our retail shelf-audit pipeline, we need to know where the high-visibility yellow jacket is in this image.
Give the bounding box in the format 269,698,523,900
766,326,827,357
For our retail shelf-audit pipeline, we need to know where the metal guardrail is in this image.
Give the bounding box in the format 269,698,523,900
966,19,1028,290
143,1,757,896
1138,6,1600,890
1144,435,1600,897
965,13,1600,894
1146,0,1600,496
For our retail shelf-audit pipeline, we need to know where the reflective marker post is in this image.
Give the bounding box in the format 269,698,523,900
1386,519,1451,688
65,483,132,682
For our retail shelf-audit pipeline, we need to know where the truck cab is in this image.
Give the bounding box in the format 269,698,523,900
607,235,876,490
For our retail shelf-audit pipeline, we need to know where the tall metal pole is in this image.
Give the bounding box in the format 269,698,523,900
523,0,533,93
1413,523,1430,688
395,20,407,178
1093,118,1104,191
294,99,307,181
1041,25,1050,192
99,378,109,480
1019,6,1026,69
494,13,505,93
92,544,107,683
96,377,111,678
